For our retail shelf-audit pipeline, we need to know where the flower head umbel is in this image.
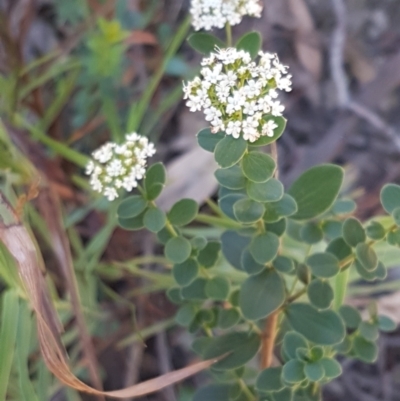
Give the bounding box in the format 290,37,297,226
183,48,292,143
86,133,156,201
190,0,263,31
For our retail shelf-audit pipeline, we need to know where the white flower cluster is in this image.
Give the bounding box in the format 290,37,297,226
183,48,292,143
190,0,263,31
86,133,156,201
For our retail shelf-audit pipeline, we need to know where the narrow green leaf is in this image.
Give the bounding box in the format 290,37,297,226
0,291,20,401
214,136,247,168
236,31,262,59
242,152,276,183
285,303,346,345
240,269,285,320
188,32,225,54
288,164,344,220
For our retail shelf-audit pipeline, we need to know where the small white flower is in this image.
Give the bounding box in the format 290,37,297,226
86,133,155,201
262,120,278,137
183,47,291,142
190,0,263,31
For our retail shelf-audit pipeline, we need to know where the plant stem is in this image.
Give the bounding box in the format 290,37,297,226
261,311,279,369
225,23,232,47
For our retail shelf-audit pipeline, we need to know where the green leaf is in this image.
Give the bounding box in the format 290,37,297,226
143,207,166,232
272,387,293,401
387,229,400,246
359,321,379,342
355,243,378,272
242,152,276,183
263,194,298,222
246,178,284,203
354,260,387,281
366,221,386,240
167,287,183,304
198,241,221,268
256,367,284,392
393,207,400,226
218,309,241,329
285,303,346,345
118,212,145,230
117,195,147,218
221,230,250,270
165,236,192,263
219,193,245,220
353,335,378,363
306,253,340,278
204,332,261,370
168,198,198,226
197,128,225,152
326,237,352,263
342,217,366,247
240,269,285,320
331,199,356,215
206,276,230,300
266,218,287,237
339,305,361,330
187,32,225,54
320,358,342,379
215,165,246,190
144,162,166,200
193,384,231,401
300,222,323,244
172,258,199,286
322,220,343,240
181,278,207,300
175,304,197,327
215,136,247,168
296,263,311,285
334,336,352,355
273,255,295,274
252,116,287,147
191,236,207,250
304,361,324,382
307,279,334,310
236,31,262,59
233,198,265,223
378,315,397,332
310,346,324,361
288,164,344,220
241,249,265,275
282,360,306,384
380,184,400,214
282,332,309,360
250,232,280,264
0,291,20,401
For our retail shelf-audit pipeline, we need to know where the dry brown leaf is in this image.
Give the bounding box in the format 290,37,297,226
288,0,322,80
125,30,157,46
0,193,219,399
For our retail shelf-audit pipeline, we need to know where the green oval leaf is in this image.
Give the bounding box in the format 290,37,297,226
241,249,265,275
366,221,386,240
180,277,207,300
342,217,366,247
236,31,262,59
256,367,284,392
187,32,225,54
285,303,346,345
306,253,340,278
307,279,334,310
233,198,265,223
144,162,166,200
282,332,309,361
117,195,148,218
205,276,230,300
339,305,361,329
215,136,247,169
288,164,344,220
355,243,378,272
320,358,342,379
251,116,287,147
273,255,295,274
118,212,145,230
246,178,284,203
143,207,166,233
242,152,276,183
218,309,241,330
219,193,244,220
215,165,246,189
353,335,378,363
300,222,323,244
165,236,192,263
239,269,285,320
204,332,261,370
197,128,225,152
380,184,400,214
359,321,379,342
263,194,298,222
304,361,324,382
221,230,250,270
198,241,221,268
282,360,306,384
378,315,397,332
250,232,280,264
168,199,198,226
172,258,199,286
